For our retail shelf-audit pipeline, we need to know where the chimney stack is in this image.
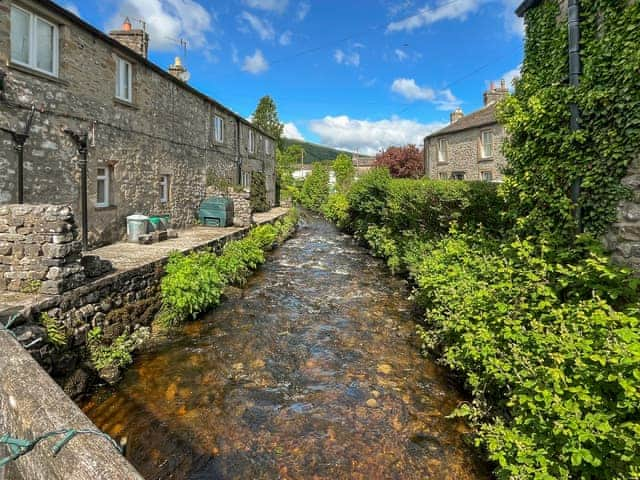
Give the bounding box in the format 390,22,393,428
168,57,190,82
483,79,509,106
450,107,464,124
109,17,149,59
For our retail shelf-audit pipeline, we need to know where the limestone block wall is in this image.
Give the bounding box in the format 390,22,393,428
0,204,85,294
424,124,507,181
206,187,253,227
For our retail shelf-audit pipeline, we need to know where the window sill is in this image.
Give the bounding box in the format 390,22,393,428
478,157,494,163
9,62,67,85
114,98,137,109
95,205,117,211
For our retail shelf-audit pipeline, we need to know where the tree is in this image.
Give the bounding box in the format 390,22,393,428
252,95,284,149
300,163,330,212
333,153,355,192
374,145,424,178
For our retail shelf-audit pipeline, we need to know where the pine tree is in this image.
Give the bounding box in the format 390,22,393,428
252,96,284,148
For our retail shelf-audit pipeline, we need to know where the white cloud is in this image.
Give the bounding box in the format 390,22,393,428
283,122,305,140
279,30,292,45
394,48,408,61
242,49,269,74
391,78,461,110
231,45,240,64
243,0,289,13
239,11,275,40
296,2,311,20
309,115,445,155
387,0,482,32
62,2,80,16
502,0,524,36
334,49,360,67
107,0,214,52
500,63,522,89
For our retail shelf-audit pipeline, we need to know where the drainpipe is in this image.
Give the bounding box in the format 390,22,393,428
568,0,582,231
235,117,242,185
63,129,89,251
0,105,36,204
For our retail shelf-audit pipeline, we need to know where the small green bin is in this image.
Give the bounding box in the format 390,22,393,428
149,214,171,231
198,197,234,227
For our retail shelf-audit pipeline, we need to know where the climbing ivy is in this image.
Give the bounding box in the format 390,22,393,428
498,0,640,243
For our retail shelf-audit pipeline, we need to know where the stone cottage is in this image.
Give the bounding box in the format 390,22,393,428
423,81,509,182
0,0,277,247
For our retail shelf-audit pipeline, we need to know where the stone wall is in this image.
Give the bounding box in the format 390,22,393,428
0,204,86,294
424,123,507,181
206,187,253,227
603,156,640,270
0,0,276,247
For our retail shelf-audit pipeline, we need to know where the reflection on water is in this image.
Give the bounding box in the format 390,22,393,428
82,215,489,480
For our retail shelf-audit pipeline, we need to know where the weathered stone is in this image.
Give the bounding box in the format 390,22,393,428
0,241,12,256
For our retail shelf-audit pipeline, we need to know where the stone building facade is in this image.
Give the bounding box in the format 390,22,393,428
0,0,276,247
424,82,509,182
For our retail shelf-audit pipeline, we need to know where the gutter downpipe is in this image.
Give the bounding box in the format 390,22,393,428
568,0,583,232
235,117,242,185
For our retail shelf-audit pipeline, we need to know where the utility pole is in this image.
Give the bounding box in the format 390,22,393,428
0,105,36,204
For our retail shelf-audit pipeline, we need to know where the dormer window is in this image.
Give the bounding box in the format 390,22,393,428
10,5,59,77
115,57,132,102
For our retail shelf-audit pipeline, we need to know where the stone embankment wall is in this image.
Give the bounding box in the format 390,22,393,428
0,204,84,294
604,156,640,270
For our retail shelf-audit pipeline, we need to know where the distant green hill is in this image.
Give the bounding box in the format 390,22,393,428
282,138,353,164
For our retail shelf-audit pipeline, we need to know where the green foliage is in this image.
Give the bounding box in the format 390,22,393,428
40,312,66,348
300,163,330,211
332,153,355,192
499,0,640,242
250,171,269,213
411,232,640,480
160,210,298,325
21,280,42,294
251,95,284,148
322,193,350,230
346,167,392,233
276,145,304,199
86,327,148,372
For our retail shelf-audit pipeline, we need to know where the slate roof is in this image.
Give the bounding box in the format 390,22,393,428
426,102,498,139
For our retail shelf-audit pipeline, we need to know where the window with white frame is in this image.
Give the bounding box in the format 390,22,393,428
241,171,252,189
159,175,170,203
96,167,110,207
265,138,272,155
248,130,255,154
481,171,493,182
481,130,493,159
115,57,132,102
213,115,224,143
10,5,59,76
437,138,447,163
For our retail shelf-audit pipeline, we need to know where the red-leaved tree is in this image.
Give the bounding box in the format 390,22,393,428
374,145,424,178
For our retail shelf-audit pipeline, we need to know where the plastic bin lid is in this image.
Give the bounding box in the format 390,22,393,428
127,214,150,221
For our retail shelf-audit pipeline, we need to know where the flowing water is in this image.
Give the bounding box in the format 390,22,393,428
82,216,489,480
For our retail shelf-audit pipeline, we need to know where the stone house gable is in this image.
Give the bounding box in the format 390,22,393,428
0,0,276,247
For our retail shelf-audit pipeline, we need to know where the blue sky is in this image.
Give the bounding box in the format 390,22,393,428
59,0,524,154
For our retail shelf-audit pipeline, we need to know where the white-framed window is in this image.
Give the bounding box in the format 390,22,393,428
481,130,493,159
115,57,132,102
437,138,447,163
96,167,110,207
241,171,252,188
438,172,448,180
10,5,59,77
248,130,255,154
481,171,493,182
159,175,170,203
452,171,465,181
265,138,273,155
213,115,224,143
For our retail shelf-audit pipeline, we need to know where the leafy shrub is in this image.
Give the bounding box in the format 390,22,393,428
346,167,392,234
40,312,66,348
86,327,149,371
250,171,269,213
300,163,330,211
333,153,355,192
410,232,640,480
322,193,350,229
373,144,424,178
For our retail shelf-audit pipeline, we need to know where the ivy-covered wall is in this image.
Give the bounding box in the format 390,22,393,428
499,0,640,251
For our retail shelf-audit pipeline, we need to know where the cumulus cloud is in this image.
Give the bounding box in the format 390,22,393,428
309,115,446,155
334,49,360,67
239,11,275,40
242,49,269,74
502,0,524,36
296,2,311,20
391,78,461,110
279,30,292,45
243,0,289,13
387,0,481,32
62,2,80,16
283,122,305,140
500,63,522,90
107,0,214,52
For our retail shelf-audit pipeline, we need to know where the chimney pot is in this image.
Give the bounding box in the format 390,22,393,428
109,18,150,59
122,17,132,31
450,107,464,124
